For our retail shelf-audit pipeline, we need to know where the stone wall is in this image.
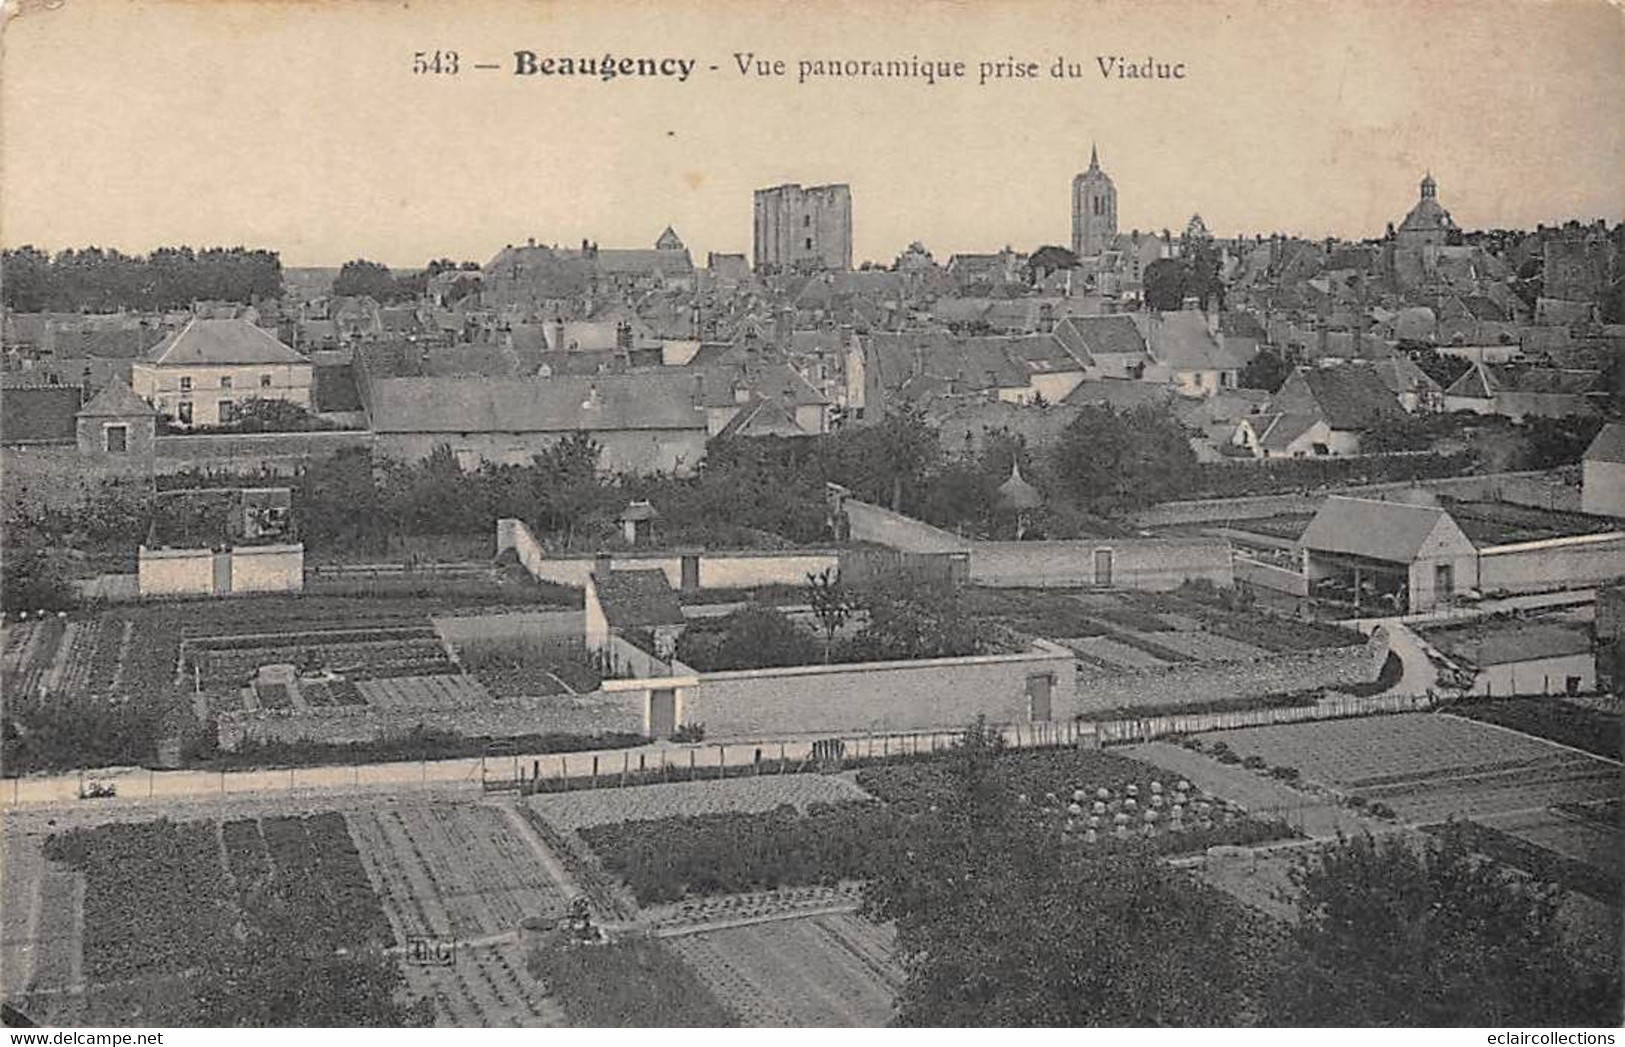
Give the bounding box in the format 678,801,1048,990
217,688,646,750
1478,533,1625,595
1132,469,1582,527
154,430,372,476
679,641,1076,737
1072,630,1388,715
495,518,840,591
969,538,1233,590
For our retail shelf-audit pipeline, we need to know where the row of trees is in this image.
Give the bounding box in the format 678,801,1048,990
331,258,480,304
2,245,284,312
863,724,1621,1027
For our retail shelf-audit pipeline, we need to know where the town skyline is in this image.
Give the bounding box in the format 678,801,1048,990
3,0,1622,269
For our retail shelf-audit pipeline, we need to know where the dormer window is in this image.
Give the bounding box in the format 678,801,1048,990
220,376,233,390
179,377,192,392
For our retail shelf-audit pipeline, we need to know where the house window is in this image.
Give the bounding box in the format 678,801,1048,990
177,401,193,425
260,374,273,388
803,215,811,227
218,400,235,425
103,424,128,453
805,238,813,250
179,376,192,392
220,375,233,390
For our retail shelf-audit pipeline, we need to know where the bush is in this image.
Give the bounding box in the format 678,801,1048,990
1369,802,1397,820
1242,754,1268,770
1268,765,1301,782
1216,751,1242,765
671,722,705,743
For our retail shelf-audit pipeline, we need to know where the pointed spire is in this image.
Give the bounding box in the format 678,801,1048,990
1089,142,1099,170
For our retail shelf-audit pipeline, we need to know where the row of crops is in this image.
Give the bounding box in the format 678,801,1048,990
572,749,1300,907
38,814,409,1025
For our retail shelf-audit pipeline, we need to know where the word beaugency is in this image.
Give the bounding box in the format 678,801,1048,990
513,51,697,82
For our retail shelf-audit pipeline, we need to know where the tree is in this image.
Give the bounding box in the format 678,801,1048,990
674,604,821,671
1410,349,1472,390
863,722,1267,1026
846,573,982,662
332,259,399,302
1142,258,1187,312
1275,826,1620,1026
1359,414,1430,454
1047,405,1198,515
1238,349,1292,392
1521,414,1604,470
806,567,857,662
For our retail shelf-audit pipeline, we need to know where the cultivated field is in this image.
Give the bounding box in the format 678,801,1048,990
525,774,875,831
1200,713,1619,822
667,913,902,1027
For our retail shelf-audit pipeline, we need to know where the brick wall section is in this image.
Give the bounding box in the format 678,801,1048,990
1072,630,1388,715
680,642,1076,737
216,688,646,750
969,539,1233,589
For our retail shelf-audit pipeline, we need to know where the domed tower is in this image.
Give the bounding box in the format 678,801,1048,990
1071,144,1118,258
1397,171,1455,248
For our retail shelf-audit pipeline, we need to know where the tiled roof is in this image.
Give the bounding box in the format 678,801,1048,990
366,373,708,433
77,379,156,419
1584,423,1625,465
0,384,81,444
1145,312,1242,373
1278,365,1408,430
146,319,307,366
593,568,685,629
1300,495,1462,562
1056,315,1147,358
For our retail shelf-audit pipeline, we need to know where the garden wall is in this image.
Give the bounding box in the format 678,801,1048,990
1234,555,1308,596
495,518,839,590
216,687,646,750
969,538,1233,590
1477,533,1625,595
1130,469,1580,527
675,641,1077,737
841,499,970,554
137,543,304,596
1072,630,1388,716
154,430,372,475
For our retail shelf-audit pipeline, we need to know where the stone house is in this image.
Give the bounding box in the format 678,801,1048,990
131,318,313,427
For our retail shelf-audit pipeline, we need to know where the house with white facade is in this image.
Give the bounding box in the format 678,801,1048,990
131,318,313,427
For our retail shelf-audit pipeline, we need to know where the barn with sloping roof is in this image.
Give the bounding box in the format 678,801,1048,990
1582,423,1625,518
1299,495,1478,613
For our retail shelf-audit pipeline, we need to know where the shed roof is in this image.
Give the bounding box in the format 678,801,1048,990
593,568,686,629
1300,495,1464,563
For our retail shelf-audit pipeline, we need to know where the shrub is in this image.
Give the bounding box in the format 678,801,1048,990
1216,751,1242,765
1268,766,1301,782
671,722,706,743
1369,802,1397,820
1242,754,1268,770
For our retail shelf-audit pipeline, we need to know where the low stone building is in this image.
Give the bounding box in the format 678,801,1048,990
1299,495,1478,613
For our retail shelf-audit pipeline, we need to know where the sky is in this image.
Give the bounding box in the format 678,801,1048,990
2,0,1621,269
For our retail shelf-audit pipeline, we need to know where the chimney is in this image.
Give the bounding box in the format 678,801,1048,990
527,237,536,248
